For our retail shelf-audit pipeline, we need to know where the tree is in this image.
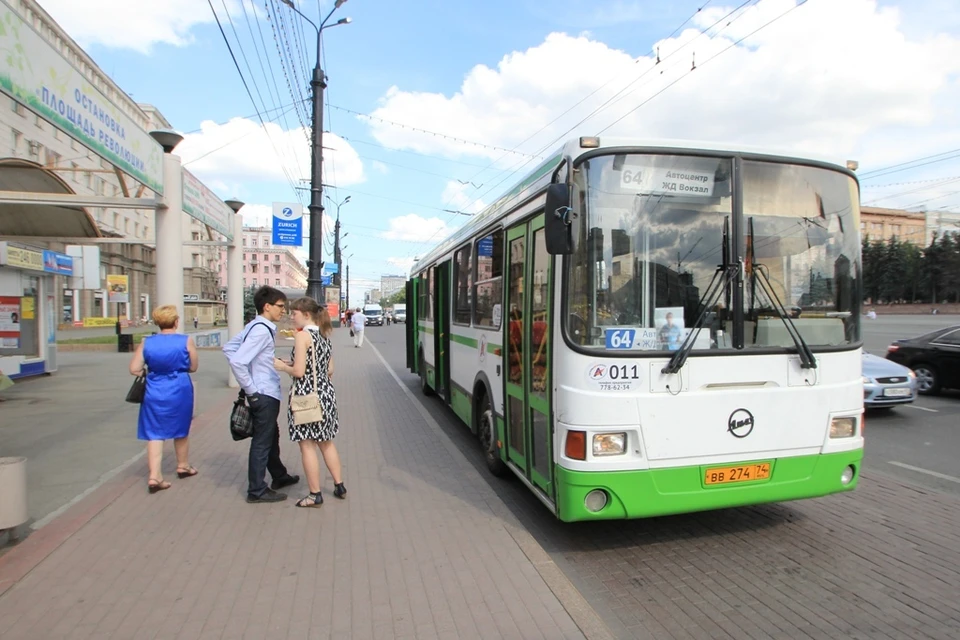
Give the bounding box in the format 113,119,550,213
243,286,257,323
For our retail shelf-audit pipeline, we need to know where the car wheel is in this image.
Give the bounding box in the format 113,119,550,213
477,392,507,477
913,363,941,395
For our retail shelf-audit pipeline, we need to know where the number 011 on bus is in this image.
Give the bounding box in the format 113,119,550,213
406,136,864,522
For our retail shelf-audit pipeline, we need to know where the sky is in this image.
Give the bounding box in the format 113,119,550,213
37,0,960,304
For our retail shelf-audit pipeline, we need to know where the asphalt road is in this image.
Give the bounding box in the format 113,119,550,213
366,321,960,638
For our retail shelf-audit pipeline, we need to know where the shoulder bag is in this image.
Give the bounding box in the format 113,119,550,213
125,371,146,403
230,390,254,440
290,331,324,426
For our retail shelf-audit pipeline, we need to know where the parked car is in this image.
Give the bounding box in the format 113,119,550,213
885,325,960,395
863,353,916,409
394,304,407,324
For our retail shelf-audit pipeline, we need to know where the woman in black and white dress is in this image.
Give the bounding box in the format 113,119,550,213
274,297,346,507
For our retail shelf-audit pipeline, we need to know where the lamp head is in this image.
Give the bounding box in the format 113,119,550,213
225,198,245,213
149,129,184,153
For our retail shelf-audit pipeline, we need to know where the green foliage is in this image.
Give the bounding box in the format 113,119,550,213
864,231,960,304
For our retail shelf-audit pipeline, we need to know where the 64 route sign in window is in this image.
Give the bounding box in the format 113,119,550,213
605,328,636,349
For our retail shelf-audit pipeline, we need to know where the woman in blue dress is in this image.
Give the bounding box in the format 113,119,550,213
128,305,199,493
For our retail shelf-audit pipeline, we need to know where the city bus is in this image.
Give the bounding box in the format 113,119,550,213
405,137,864,522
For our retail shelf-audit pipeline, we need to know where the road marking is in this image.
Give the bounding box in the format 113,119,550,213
888,461,960,484
902,404,938,413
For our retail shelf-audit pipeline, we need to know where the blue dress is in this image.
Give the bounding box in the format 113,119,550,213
137,334,194,441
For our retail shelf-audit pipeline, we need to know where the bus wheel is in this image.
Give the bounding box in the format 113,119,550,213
478,393,507,477
419,351,434,397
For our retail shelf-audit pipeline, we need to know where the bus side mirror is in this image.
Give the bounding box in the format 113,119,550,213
544,183,574,255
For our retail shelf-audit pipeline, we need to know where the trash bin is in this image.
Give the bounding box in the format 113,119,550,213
0,457,28,532
118,334,134,353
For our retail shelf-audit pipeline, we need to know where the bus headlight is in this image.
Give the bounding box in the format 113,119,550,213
593,432,626,456
830,417,856,438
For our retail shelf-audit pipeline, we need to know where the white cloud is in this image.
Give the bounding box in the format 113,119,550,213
367,0,960,187
380,214,453,243
40,0,248,54
372,161,390,174
178,117,364,193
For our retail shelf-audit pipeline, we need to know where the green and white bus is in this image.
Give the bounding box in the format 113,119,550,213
406,137,864,522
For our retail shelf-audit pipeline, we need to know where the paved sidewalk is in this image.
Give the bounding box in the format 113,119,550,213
0,333,605,639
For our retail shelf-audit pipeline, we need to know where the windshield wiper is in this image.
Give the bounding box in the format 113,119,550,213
662,216,737,375
747,217,817,370
660,263,739,375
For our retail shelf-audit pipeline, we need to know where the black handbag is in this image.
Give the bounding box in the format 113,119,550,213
125,373,146,403
229,391,254,441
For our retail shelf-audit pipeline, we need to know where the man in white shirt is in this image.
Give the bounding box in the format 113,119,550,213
350,307,366,348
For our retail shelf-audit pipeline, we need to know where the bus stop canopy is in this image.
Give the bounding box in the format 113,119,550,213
0,159,101,238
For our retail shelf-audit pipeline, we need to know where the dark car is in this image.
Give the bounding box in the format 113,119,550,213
885,325,960,395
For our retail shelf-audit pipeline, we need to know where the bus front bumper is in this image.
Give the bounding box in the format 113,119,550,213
555,450,863,522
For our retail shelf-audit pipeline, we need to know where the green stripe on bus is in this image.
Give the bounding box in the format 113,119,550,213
419,325,435,335
450,334,478,348
487,342,502,356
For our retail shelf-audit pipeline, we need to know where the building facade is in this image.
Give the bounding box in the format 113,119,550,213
217,227,308,292
860,207,927,244
0,0,224,327
380,275,406,298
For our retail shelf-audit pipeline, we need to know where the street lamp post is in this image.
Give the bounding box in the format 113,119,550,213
280,0,351,303
326,194,350,289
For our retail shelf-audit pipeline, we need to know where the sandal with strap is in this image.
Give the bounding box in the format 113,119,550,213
176,466,198,479
296,492,323,508
148,479,171,494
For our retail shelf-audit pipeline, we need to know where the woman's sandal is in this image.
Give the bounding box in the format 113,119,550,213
148,479,171,494
296,492,323,508
176,466,198,479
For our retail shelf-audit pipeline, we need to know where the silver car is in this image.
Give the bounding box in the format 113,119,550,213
863,353,916,409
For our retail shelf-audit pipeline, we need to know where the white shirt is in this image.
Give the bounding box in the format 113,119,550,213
351,313,366,330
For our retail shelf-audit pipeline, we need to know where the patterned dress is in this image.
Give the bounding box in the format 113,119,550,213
288,327,339,442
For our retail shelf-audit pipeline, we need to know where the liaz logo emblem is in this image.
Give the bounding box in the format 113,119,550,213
589,364,607,380
727,408,754,438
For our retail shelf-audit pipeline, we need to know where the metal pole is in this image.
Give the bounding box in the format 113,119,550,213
305,42,326,303
156,151,185,332
226,210,244,388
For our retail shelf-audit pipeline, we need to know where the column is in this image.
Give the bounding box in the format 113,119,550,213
227,211,244,387
156,151,185,332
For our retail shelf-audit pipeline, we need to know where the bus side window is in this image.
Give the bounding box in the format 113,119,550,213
474,229,504,329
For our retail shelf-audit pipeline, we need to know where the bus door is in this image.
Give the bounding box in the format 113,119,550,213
434,260,452,402
405,279,416,372
504,215,553,498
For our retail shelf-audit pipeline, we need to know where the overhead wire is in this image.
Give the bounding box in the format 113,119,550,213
207,0,301,200
401,0,764,260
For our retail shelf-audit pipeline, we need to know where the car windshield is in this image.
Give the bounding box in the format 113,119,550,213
565,153,861,352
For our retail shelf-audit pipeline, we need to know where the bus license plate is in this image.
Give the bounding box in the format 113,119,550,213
704,462,771,486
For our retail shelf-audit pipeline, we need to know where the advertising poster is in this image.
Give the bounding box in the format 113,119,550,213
654,306,685,351
272,202,303,246
107,274,129,303
0,296,21,348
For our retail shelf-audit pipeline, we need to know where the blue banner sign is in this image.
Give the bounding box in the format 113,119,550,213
42,250,74,275
321,275,332,286
323,263,339,274
272,202,303,246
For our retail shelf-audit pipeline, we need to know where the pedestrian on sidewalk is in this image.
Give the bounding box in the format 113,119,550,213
274,298,346,507
128,305,199,493
224,286,300,503
351,307,366,348
193,316,199,329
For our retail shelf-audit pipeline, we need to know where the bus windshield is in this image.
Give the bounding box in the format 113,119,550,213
565,153,861,353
